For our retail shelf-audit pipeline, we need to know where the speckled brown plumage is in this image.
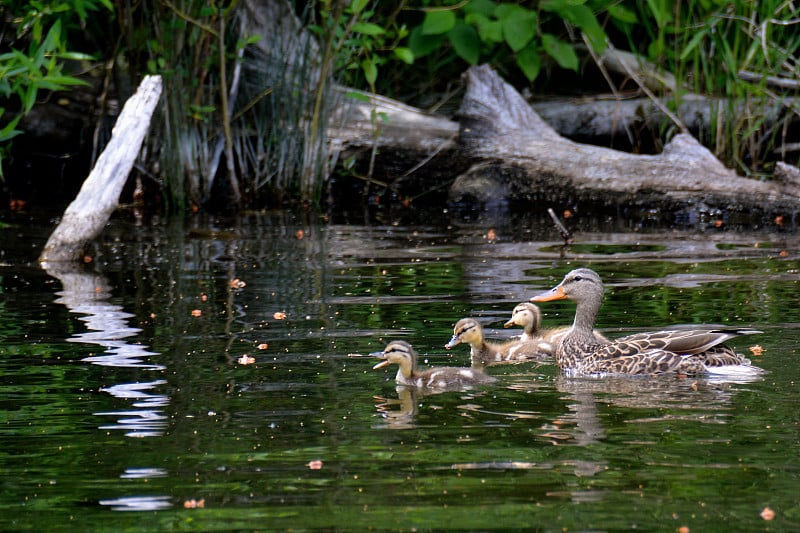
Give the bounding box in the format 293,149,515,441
531,268,763,376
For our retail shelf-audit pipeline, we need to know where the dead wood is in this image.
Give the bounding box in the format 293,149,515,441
530,94,787,140
328,86,459,154
450,64,800,211
39,75,162,263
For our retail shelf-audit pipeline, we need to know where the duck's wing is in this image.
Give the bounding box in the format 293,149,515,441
608,328,761,356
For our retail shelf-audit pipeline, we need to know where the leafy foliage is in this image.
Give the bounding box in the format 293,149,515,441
611,0,800,174
0,0,107,176
406,0,611,83
3,0,800,207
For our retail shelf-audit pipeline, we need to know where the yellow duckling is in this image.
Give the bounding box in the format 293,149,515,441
503,302,608,355
445,317,550,370
371,340,496,389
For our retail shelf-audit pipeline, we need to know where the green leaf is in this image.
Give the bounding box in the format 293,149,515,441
646,0,673,28
350,0,370,14
464,0,497,16
542,33,578,71
679,27,708,60
560,4,607,53
344,91,372,103
0,112,22,143
516,42,541,81
362,58,378,86
352,22,385,36
448,21,480,65
57,51,96,61
22,85,37,113
465,13,503,44
393,47,415,64
409,26,446,58
422,10,456,35
41,75,89,87
607,4,638,24
497,5,537,52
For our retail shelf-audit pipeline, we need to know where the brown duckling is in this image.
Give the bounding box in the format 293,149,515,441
503,302,608,354
371,340,496,389
531,268,763,376
445,317,550,370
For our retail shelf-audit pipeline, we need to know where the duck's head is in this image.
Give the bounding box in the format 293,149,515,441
530,268,604,306
504,302,543,331
445,318,483,349
371,340,417,373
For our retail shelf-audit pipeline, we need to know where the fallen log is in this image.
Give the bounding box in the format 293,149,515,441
530,94,788,141
39,75,162,263
450,64,800,213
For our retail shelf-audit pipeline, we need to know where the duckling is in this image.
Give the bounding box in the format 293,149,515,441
503,302,609,354
371,340,495,389
445,317,550,370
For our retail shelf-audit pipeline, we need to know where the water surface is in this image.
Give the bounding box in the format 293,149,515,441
1,210,798,531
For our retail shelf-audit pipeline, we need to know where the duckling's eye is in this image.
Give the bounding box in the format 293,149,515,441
573,275,583,282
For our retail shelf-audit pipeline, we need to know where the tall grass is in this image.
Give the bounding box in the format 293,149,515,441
625,0,800,176
128,0,335,210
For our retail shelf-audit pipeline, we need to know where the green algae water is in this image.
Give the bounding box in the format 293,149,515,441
1,211,798,531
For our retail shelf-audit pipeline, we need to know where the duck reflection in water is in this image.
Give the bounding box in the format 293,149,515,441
373,387,419,430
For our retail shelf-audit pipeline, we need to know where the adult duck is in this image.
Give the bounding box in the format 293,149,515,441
530,268,763,376
445,317,550,369
503,302,609,352
372,340,496,389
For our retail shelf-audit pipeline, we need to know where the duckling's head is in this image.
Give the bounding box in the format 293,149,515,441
531,268,604,306
504,302,543,332
444,318,484,349
371,340,417,376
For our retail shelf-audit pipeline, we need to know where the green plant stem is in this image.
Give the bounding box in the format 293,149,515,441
218,7,240,204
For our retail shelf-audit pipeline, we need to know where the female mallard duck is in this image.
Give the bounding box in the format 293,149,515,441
371,340,496,389
445,317,550,369
503,302,609,352
531,268,763,376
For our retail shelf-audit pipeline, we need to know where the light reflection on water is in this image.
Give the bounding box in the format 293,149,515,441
1,213,798,530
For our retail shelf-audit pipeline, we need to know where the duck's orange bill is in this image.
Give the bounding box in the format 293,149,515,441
373,359,390,370
531,285,567,302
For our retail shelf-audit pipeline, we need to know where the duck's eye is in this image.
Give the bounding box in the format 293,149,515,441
573,275,583,282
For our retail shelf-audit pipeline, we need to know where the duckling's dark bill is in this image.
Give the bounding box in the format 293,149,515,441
444,336,460,349
371,350,390,370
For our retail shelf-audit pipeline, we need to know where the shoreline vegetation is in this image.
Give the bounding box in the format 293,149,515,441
2,1,800,216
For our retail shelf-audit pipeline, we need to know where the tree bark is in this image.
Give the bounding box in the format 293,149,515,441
450,65,800,211
39,75,162,263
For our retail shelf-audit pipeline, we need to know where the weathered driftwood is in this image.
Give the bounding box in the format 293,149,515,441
530,94,787,140
450,64,800,210
328,86,459,153
39,75,162,263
